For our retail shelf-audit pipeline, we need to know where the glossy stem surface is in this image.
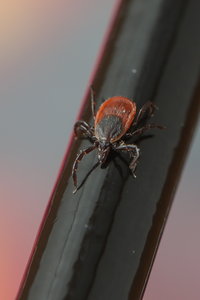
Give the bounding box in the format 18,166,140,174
17,0,200,299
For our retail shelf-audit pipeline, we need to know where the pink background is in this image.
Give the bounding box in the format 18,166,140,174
0,1,199,299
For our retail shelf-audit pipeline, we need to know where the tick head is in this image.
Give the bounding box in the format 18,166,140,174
97,140,110,165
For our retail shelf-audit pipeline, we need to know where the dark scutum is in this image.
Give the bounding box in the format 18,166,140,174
95,115,123,141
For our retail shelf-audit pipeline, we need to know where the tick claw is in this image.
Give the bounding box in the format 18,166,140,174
73,188,77,194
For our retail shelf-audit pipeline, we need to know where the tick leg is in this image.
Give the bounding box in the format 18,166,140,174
126,123,166,138
72,144,97,193
74,120,95,139
90,85,96,120
126,101,157,137
114,143,140,177
134,101,156,125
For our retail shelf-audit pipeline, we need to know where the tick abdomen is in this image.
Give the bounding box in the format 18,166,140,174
94,96,136,142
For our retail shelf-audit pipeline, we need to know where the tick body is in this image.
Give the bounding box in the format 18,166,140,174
72,86,165,193
95,97,136,143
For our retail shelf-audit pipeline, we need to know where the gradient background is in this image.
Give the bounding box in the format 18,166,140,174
0,1,199,299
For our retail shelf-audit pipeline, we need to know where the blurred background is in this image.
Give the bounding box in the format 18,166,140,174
0,1,199,299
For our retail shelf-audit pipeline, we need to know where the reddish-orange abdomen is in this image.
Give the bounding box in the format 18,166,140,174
95,96,136,142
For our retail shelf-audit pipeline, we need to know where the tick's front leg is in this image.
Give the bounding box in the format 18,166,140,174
72,144,97,193
74,120,95,139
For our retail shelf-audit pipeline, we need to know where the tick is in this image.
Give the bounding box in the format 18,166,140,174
72,86,165,193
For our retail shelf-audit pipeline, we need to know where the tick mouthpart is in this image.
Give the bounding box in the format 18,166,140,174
98,140,110,148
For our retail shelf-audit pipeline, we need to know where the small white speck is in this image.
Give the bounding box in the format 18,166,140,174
132,69,137,73
123,109,126,113
133,250,135,253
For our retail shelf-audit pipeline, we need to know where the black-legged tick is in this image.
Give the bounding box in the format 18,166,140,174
72,86,165,193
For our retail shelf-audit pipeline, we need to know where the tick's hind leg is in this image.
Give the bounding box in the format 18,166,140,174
133,101,156,126
129,123,166,137
72,143,98,193
125,122,166,139
74,120,95,139
125,101,157,139
113,143,140,177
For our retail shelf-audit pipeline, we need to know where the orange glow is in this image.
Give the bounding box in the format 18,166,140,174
0,0,98,68
0,239,11,299
0,0,70,65
0,1,37,62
